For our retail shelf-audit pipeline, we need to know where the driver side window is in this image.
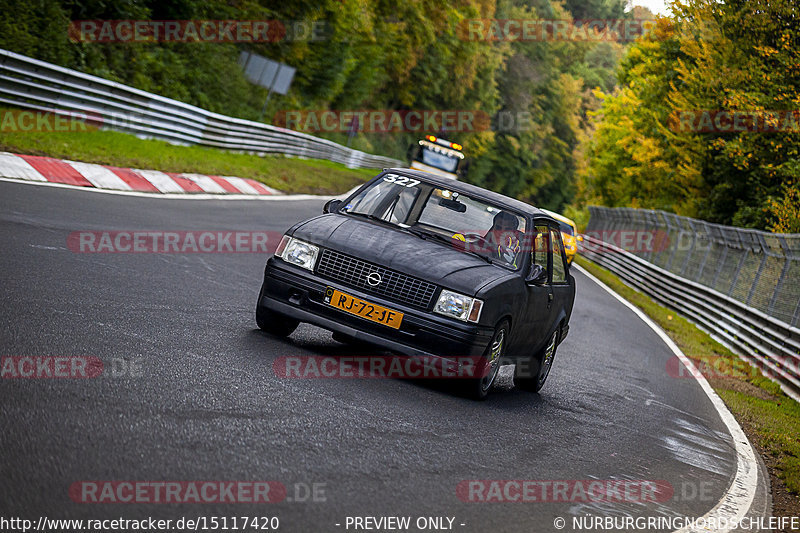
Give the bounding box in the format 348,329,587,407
550,228,567,283
531,225,551,283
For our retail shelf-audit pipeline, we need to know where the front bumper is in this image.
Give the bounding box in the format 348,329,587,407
258,258,494,359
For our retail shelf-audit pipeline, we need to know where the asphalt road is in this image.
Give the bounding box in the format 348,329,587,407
0,180,763,532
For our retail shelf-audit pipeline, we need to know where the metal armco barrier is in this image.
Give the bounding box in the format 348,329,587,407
587,206,800,327
582,207,800,399
0,48,403,170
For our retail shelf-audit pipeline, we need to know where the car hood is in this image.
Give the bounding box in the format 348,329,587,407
293,215,515,295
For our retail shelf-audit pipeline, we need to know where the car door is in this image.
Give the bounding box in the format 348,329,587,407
521,222,556,355
548,225,576,334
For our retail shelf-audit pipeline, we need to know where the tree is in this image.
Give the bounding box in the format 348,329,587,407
581,0,800,231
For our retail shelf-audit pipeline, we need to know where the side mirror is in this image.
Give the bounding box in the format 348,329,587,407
323,199,342,214
577,234,584,242
526,264,548,285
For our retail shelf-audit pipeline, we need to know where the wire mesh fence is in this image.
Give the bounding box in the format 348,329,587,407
586,206,800,328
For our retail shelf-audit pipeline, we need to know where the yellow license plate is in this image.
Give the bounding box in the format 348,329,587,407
325,288,403,329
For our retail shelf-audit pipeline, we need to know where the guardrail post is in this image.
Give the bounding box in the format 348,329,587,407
728,245,748,297
663,213,680,271
768,235,792,315
640,209,655,261
613,209,623,240
693,221,711,282
711,243,729,291
679,218,696,277
794,299,800,328
746,233,769,306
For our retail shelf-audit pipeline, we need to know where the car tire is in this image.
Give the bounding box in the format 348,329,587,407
256,305,299,337
515,327,559,393
465,320,509,401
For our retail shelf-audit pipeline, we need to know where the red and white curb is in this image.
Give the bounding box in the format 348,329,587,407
0,152,281,196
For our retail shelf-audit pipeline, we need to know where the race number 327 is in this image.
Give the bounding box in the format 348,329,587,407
383,174,419,188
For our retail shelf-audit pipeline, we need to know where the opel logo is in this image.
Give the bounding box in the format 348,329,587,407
366,272,382,287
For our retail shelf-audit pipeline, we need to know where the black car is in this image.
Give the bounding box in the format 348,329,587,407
256,169,575,399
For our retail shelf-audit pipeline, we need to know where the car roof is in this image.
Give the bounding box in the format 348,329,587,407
384,168,552,221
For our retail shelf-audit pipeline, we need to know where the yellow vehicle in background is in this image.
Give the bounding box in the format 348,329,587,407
540,209,580,265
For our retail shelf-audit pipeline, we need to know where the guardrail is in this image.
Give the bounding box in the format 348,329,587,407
586,206,800,327
0,48,404,170
580,230,800,400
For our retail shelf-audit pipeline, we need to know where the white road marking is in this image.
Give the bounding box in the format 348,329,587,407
133,169,185,193
0,176,337,201
0,153,47,181
573,263,760,533
221,176,259,195
178,173,228,194
66,161,132,190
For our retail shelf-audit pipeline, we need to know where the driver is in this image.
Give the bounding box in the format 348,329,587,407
485,211,522,266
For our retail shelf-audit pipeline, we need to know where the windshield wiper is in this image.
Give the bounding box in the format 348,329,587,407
460,247,494,264
404,226,438,241
345,211,394,225
405,227,493,264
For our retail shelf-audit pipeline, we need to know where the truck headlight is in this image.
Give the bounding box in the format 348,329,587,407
434,289,483,323
278,237,319,271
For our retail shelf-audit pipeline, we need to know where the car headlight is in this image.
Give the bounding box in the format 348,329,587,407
433,289,483,323
277,236,319,271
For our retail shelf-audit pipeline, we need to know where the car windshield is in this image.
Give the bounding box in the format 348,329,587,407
558,221,574,236
341,173,527,269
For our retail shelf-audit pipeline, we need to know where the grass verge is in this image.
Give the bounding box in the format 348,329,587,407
0,114,378,195
575,255,800,514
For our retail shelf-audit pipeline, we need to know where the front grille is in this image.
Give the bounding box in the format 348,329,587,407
316,249,438,310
